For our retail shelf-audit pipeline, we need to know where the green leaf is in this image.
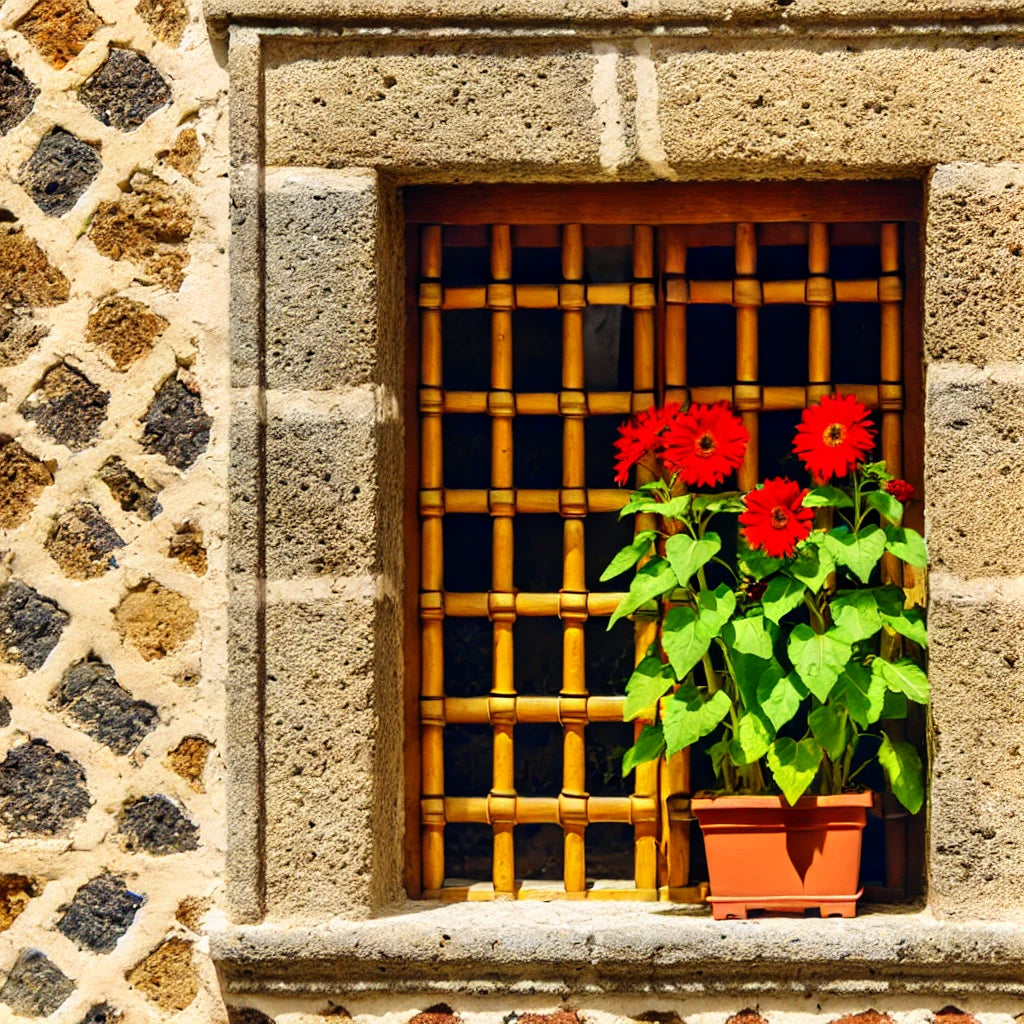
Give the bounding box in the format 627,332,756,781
861,460,894,483
878,734,925,814
757,664,806,731
830,589,883,644
663,686,732,756
873,585,907,616
884,525,928,569
871,657,930,705
866,489,904,525
787,624,853,702
661,585,736,678
790,542,835,594
621,724,666,776
692,492,746,514
709,739,732,778
832,661,885,728
802,485,854,509
808,704,849,761
619,493,692,520
721,614,777,710
823,525,887,584
607,557,678,629
762,576,807,624
599,530,659,582
664,531,721,587
623,656,675,720
881,690,908,719
881,607,928,648
730,712,773,765
738,538,784,582
767,736,823,805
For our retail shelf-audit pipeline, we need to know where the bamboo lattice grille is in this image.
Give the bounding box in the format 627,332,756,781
404,185,923,903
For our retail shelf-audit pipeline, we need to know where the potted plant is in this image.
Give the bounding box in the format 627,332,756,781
603,393,928,919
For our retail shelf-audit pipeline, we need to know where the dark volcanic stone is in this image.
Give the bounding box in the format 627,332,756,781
53,659,157,754
0,740,90,835
228,1010,276,1024
80,1004,121,1024
0,51,38,135
0,580,68,670
118,794,198,854
0,949,74,1016
57,874,144,952
20,128,101,216
78,48,170,131
99,457,161,518
46,501,124,579
142,377,211,471
0,697,10,727
19,362,109,450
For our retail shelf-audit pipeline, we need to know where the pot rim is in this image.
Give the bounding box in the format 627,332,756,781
691,790,874,810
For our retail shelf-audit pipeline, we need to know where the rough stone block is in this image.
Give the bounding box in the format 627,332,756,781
0,698,9,727
164,735,212,791
19,128,102,217
928,575,1024,919
16,0,101,69
86,295,167,370
78,47,171,130
57,874,144,953
0,580,69,671
0,949,74,1016
0,740,89,835
87,174,192,290
0,227,69,306
0,51,39,134
0,437,53,530
264,391,382,579
52,658,158,754
652,42,1024,175
126,938,198,1012
262,40,600,172
141,375,211,470
136,0,187,45
926,163,1024,365
925,363,1024,578
99,456,162,519
264,169,380,389
0,307,49,367
115,581,197,660
263,593,402,918
46,502,124,579
162,127,200,176
118,794,198,854
0,875,43,932
78,1004,119,1024
168,522,206,574
19,362,109,451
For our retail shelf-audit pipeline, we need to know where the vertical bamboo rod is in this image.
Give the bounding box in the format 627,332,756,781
735,223,759,490
561,222,588,893
420,225,445,892
633,227,656,396
489,225,517,896
808,223,831,385
665,236,686,399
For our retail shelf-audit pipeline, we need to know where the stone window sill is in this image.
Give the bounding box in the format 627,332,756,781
210,901,1024,998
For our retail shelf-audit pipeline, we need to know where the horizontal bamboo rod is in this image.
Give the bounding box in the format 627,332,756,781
441,794,658,825
431,488,628,516
433,592,625,618
421,283,662,311
437,694,627,725
428,384,900,416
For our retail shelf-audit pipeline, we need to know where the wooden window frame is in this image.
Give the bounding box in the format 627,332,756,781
403,182,924,904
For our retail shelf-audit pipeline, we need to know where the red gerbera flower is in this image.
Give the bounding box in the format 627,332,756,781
885,478,915,504
661,401,749,488
613,402,681,486
793,393,876,481
739,477,814,559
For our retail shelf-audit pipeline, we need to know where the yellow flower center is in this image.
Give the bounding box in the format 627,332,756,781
824,422,847,447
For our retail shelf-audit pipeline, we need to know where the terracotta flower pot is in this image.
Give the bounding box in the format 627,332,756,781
691,791,874,920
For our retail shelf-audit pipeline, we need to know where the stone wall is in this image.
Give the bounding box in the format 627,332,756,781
3,0,1024,1022
0,0,230,1017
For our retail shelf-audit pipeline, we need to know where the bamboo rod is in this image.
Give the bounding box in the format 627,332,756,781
735,224,760,491
808,224,831,386
440,694,628,724
420,224,445,893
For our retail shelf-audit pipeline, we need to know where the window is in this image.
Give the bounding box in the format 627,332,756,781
403,183,923,902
